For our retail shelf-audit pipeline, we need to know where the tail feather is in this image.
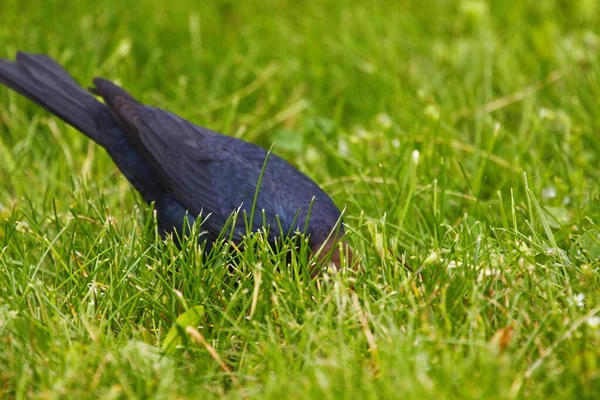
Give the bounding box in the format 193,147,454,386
0,51,166,202
0,52,106,144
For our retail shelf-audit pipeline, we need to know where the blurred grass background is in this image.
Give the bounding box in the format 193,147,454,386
0,0,599,398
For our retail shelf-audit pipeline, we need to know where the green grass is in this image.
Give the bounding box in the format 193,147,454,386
1,0,599,398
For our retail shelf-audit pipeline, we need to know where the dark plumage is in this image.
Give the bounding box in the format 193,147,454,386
0,52,352,273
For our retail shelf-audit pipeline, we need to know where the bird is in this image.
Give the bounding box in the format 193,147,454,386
0,52,352,275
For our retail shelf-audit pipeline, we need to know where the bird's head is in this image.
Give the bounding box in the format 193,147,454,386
311,234,354,276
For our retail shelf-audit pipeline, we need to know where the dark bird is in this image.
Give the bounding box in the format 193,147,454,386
0,52,352,274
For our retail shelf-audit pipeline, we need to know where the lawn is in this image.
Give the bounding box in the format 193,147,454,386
1,0,599,398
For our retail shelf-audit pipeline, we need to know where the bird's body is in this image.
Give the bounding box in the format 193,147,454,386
0,52,350,271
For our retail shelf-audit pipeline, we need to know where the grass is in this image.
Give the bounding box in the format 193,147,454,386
0,0,599,398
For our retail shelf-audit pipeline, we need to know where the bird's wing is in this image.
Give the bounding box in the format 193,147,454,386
91,78,283,240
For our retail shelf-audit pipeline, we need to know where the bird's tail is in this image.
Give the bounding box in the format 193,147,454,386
0,52,109,147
